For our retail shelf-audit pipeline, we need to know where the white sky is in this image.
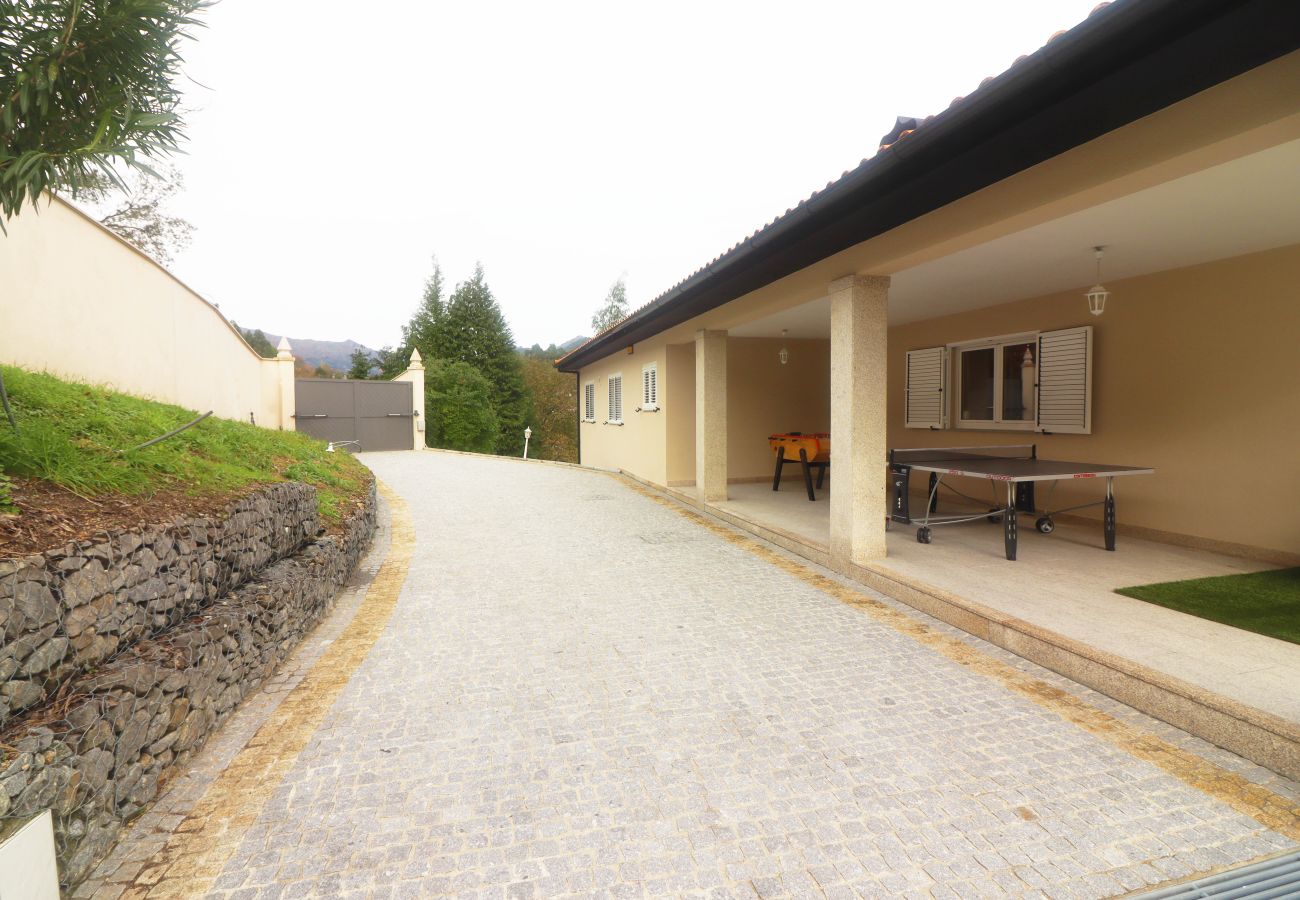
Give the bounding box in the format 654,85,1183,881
161,0,1104,350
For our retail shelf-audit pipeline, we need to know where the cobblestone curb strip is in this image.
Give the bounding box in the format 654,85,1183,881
122,480,413,897
0,480,377,890
0,484,319,728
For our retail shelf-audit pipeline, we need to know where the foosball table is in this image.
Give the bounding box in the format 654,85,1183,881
768,432,830,500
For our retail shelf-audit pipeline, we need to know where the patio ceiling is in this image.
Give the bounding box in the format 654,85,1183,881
729,138,1300,337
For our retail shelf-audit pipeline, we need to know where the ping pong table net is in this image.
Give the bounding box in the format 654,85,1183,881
889,445,1037,465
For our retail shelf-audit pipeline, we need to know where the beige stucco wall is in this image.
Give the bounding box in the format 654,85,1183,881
888,243,1300,559
577,335,670,485
0,197,292,427
726,338,831,481
665,342,696,485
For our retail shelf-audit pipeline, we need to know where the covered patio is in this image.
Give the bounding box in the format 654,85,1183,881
653,132,1300,773
562,40,1300,776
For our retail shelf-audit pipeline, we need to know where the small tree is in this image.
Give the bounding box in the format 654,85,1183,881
402,258,444,356
373,346,409,380
0,0,210,220
591,277,629,333
71,166,195,264
520,355,577,462
425,359,498,453
234,324,277,359
347,348,373,380
0,0,209,433
437,264,531,455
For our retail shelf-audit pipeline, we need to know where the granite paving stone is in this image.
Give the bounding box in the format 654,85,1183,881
89,451,1298,898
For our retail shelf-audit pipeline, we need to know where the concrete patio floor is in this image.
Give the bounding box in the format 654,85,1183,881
709,480,1300,743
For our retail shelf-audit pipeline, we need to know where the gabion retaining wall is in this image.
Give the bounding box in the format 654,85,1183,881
0,483,319,728
0,480,376,888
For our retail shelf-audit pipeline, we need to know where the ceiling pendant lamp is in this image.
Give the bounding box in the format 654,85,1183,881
1086,245,1110,317
778,329,790,365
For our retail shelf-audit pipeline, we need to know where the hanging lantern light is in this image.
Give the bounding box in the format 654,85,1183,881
778,329,790,365
1086,245,1110,316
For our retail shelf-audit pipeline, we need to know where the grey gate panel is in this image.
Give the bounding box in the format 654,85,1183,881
294,379,414,451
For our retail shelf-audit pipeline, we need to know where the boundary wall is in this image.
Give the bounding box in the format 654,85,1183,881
0,197,295,428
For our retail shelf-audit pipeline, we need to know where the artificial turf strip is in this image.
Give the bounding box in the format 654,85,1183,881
0,365,370,523
1115,567,1300,645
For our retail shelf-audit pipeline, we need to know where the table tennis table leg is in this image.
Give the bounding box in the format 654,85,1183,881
1104,477,1116,551
1004,481,1018,561
772,452,785,492
799,449,816,501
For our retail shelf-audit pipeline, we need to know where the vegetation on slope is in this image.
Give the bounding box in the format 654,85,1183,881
0,365,370,536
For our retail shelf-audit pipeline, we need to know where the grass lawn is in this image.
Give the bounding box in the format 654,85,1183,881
1116,567,1300,645
0,365,370,527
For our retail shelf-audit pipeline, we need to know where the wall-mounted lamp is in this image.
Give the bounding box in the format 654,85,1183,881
1086,246,1110,317
778,329,789,365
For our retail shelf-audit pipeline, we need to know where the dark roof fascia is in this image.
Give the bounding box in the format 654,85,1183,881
557,0,1300,372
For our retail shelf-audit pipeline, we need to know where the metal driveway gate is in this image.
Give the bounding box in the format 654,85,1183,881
294,378,414,451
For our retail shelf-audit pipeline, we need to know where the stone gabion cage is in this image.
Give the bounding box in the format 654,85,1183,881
0,479,377,888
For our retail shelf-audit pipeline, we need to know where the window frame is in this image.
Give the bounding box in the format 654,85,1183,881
606,373,624,425
582,381,596,423
950,331,1038,432
639,362,659,412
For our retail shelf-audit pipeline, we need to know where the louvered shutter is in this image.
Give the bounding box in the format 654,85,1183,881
583,383,595,421
905,347,947,429
642,363,658,410
608,375,623,423
1036,326,1092,434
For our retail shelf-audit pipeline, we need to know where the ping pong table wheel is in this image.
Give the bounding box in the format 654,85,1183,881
916,527,932,544
1035,516,1055,534
986,508,1003,524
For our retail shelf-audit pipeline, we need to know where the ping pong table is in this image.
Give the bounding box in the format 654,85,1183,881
888,445,1153,561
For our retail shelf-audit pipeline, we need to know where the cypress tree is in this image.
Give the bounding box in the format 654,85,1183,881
435,264,532,455
403,259,445,356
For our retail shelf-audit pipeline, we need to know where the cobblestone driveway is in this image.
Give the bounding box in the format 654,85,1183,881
88,452,1298,899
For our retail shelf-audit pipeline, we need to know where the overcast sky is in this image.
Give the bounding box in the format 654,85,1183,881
156,0,1104,350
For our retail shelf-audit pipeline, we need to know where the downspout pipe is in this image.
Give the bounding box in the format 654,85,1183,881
574,370,582,465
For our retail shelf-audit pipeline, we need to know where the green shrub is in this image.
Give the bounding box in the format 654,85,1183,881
425,359,500,454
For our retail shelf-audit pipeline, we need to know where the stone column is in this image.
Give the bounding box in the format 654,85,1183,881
276,337,296,431
829,275,889,572
392,348,426,450
695,329,728,503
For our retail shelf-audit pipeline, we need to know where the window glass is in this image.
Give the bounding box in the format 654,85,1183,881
1001,342,1036,422
960,348,995,421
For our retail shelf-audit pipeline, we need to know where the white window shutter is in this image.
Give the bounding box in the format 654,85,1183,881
1036,326,1092,434
905,347,947,429
642,363,658,409
608,375,623,422
583,383,595,421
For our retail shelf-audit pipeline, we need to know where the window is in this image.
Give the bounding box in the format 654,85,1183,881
606,374,623,424
905,326,1092,434
640,362,659,411
955,336,1037,429
582,381,596,423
